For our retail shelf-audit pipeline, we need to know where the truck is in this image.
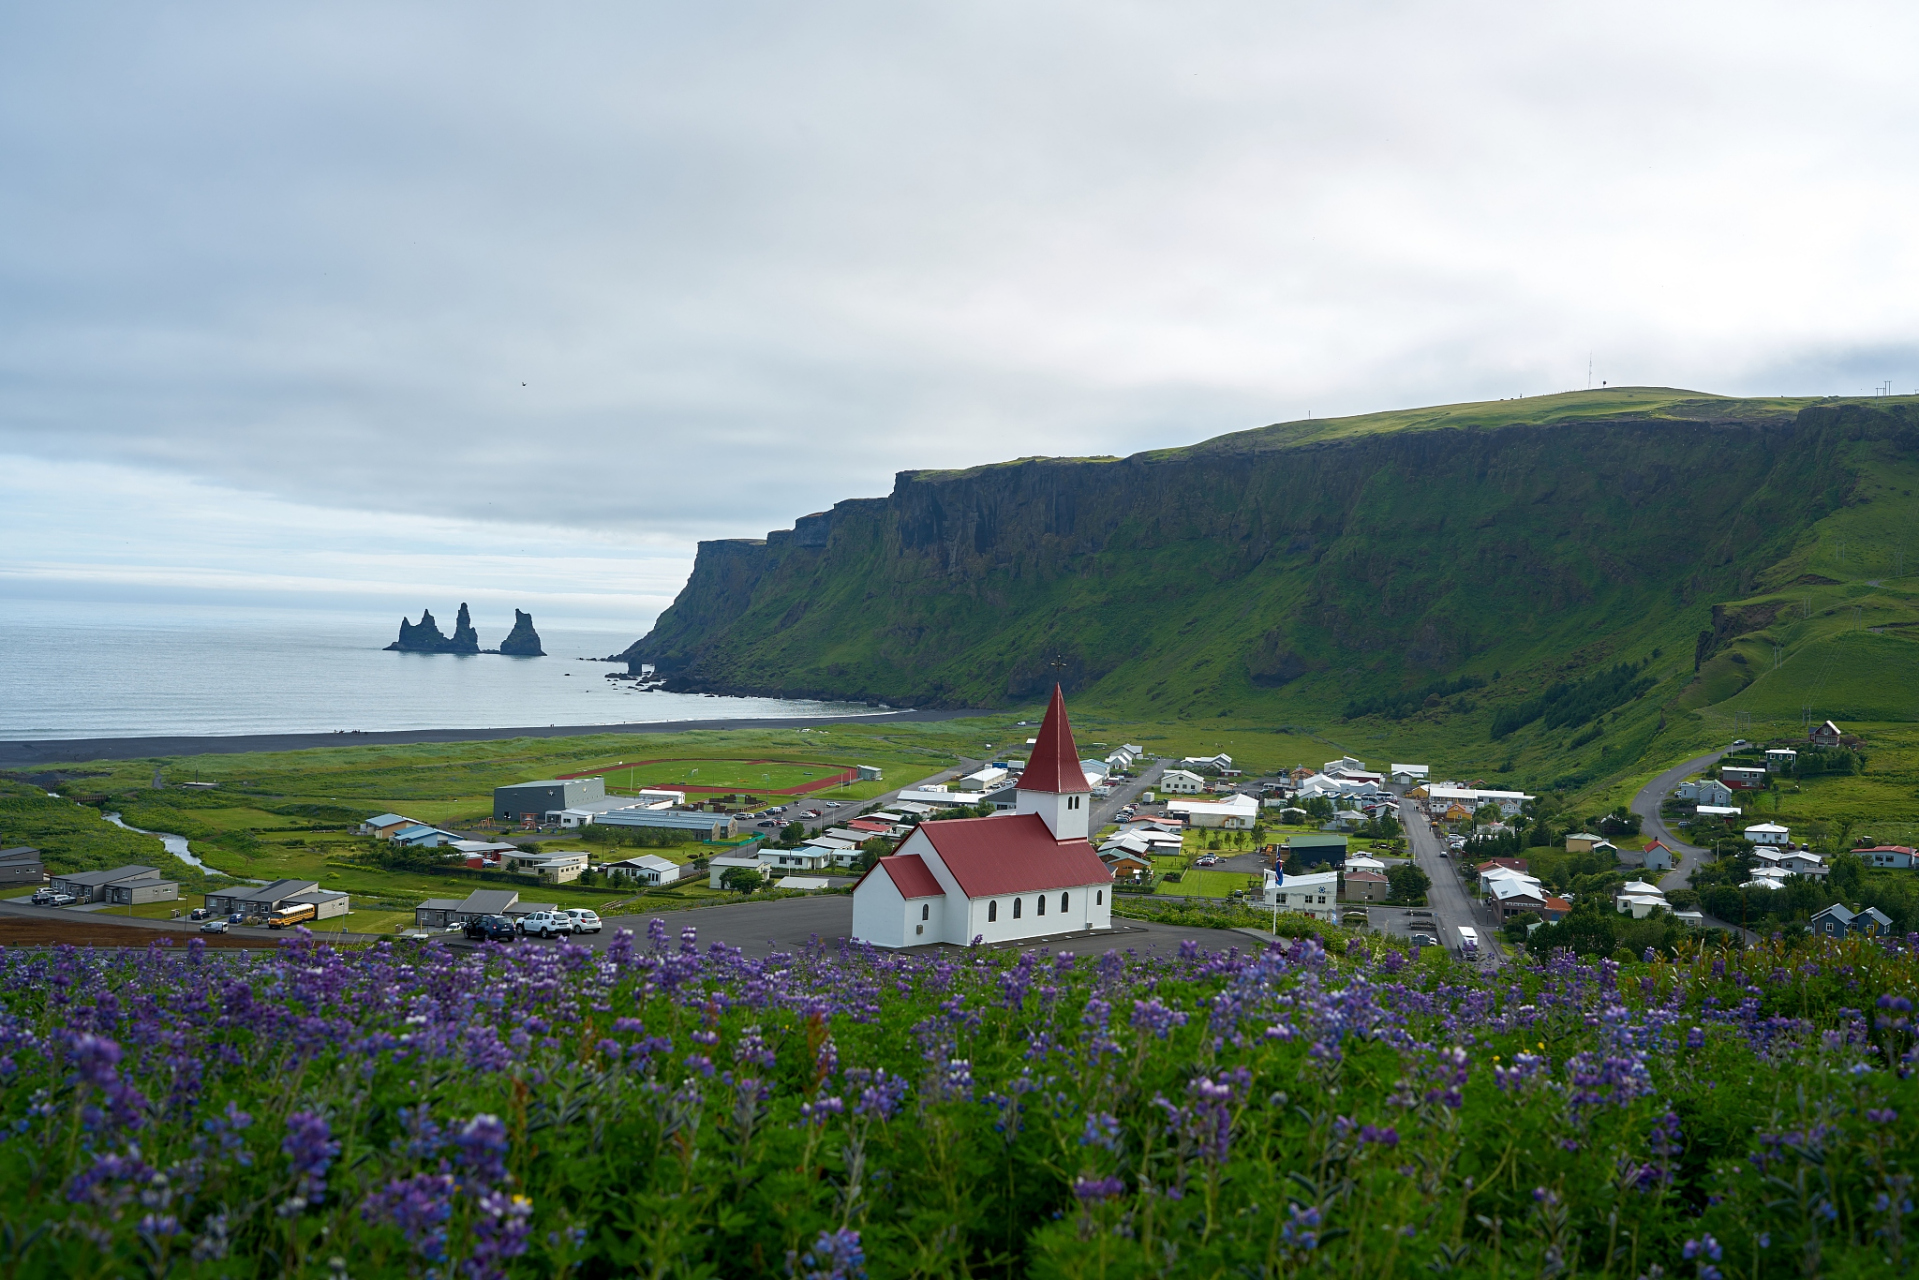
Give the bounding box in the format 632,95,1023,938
1457,925,1480,961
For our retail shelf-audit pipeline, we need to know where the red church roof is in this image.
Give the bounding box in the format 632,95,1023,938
871,854,944,900
916,812,1109,897
1017,684,1090,795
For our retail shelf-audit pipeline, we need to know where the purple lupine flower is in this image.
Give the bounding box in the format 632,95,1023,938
466,1190,534,1280
800,1096,844,1127
1074,1175,1125,1202
282,1111,340,1207
1131,998,1189,1039
1081,1111,1122,1151
1281,1203,1321,1251
792,1227,866,1280
452,1113,510,1189
362,1171,456,1262
1868,1108,1899,1124
1358,1124,1399,1147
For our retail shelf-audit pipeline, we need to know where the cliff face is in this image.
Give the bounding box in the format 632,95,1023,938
615,392,1919,715
386,603,482,654
497,610,545,656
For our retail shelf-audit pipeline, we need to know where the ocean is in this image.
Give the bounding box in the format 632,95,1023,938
0,600,873,740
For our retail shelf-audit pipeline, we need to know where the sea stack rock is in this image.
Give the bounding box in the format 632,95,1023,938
498,609,545,656
386,605,481,653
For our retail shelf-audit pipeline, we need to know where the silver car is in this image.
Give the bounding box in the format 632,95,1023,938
563,908,602,935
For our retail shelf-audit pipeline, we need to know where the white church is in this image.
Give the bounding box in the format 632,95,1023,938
851,685,1115,947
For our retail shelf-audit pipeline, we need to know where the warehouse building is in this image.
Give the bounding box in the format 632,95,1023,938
493,777,606,822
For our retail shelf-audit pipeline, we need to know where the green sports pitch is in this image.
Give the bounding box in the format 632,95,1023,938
566,758,857,795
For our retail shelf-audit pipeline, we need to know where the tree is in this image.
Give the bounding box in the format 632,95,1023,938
720,865,765,894
780,821,805,845
1302,796,1334,821
1386,863,1430,903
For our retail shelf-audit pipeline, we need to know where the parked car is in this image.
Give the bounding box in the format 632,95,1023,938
30,890,54,905
1193,855,1221,867
563,908,602,935
227,912,246,925
758,820,779,828
802,809,822,819
463,914,518,943
200,919,229,934
1411,933,1439,947
187,906,209,921
517,911,573,939
826,802,842,809
47,893,75,907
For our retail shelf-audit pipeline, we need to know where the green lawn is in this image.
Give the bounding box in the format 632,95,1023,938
586,758,858,795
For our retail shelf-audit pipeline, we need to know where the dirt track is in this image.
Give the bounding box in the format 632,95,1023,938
0,918,284,949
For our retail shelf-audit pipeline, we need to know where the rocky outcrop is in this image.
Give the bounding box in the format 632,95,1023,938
386,603,482,654
497,610,545,656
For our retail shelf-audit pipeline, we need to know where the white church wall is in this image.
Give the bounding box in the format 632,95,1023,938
850,866,911,949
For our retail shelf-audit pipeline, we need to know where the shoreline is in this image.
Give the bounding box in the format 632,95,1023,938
0,707,993,768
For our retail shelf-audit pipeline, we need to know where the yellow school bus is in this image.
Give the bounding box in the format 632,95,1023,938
268,902,318,929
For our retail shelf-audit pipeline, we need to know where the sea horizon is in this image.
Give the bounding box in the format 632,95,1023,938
0,598,875,741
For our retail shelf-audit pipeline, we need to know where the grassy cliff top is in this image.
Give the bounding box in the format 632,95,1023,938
904,387,1843,482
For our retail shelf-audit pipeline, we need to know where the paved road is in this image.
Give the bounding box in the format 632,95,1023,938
1630,748,1730,891
0,898,383,944
435,894,1258,961
1399,796,1504,970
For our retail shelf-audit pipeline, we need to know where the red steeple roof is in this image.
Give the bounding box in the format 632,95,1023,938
1018,684,1090,794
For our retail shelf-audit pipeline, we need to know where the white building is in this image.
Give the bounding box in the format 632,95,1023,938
1165,793,1259,830
501,850,589,883
1745,822,1791,847
1158,769,1207,795
1323,756,1367,775
851,686,1112,948
1389,764,1429,786
1261,869,1339,921
959,767,1010,792
708,855,765,888
603,853,684,884
1426,786,1534,818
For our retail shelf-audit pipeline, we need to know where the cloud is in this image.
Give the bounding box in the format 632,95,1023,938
2,0,1917,625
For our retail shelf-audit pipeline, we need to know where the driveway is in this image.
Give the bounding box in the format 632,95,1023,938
1629,748,1730,891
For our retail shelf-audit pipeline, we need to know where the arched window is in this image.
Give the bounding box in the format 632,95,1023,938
1037,895,1046,916
1013,898,1022,919
988,900,997,922
1060,892,1068,912
921,903,930,921
1096,890,1103,905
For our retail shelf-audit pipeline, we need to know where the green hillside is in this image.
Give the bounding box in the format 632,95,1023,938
617,390,1919,796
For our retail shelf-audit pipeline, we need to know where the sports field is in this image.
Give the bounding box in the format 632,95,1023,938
563,757,859,795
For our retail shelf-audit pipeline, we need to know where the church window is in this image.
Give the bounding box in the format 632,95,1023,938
1060,892,1068,911
1013,898,1022,919
988,900,997,922
1037,895,1046,916
921,903,930,920
1096,890,1103,905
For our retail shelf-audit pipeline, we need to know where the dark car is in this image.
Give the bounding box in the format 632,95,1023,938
463,914,518,943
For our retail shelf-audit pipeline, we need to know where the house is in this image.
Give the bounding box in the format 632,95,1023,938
1477,857,1530,876
1345,854,1387,873
857,765,884,782
959,767,1011,793
1779,851,1827,878
1744,822,1791,847
850,685,1113,948
1262,869,1339,921
0,847,43,887
493,777,607,823
1165,794,1259,830
1692,780,1735,807
1323,756,1367,775
1426,786,1534,818
1158,769,1207,795
392,824,456,848
1282,834,1348,870
413,888,523,930
49,865,180,906
1721,765,1769,791
500,850,589,883
206,878,347,920
1389,764,1429,787
1100,849,1154,879
1181,754,1235,774
603,853,684,884
1341,870,1390,902
1488,877,1550,917
893,786,978,809
1637,841,1674,872
1809,720,1843,748
1564,832,1605,854
1480,864,1543,896
1858,845,1917,870
1540,896,1572,922
708,855,766,889
760,846,836,874
1442,803,1474,822
1079,759,1111,783
1766,749,1798,774
1612,880,1669,919
1810,902,1893,938
360,813,417,838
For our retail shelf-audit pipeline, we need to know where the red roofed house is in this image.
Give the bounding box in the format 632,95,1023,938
852,685,1114,947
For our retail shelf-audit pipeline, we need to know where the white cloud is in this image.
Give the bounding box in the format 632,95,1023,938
2,0,1917,626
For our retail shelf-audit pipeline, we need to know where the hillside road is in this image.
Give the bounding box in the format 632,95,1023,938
1630,748,1730,891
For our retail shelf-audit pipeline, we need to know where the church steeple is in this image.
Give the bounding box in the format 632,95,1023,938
1017,684,1090,840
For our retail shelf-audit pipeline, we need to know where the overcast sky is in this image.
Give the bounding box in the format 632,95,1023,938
4,1,1916,632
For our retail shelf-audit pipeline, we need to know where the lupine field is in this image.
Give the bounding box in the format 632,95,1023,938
2,925,1917,1278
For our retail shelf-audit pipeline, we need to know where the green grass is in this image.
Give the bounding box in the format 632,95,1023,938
586,758,858,795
